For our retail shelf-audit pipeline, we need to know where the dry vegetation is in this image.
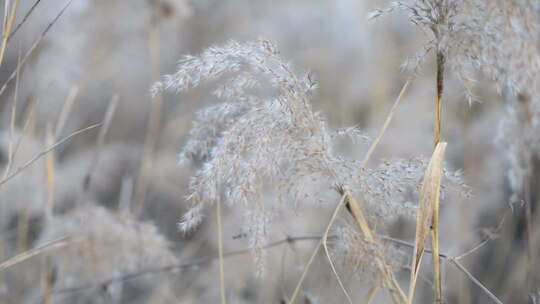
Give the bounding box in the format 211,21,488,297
0,0,538,303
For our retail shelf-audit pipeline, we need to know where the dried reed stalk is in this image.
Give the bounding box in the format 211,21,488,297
344,192,408,304
431,50,446,303
132,18,163,216
217,200,226,304
0,0,20,67
0,236,69,272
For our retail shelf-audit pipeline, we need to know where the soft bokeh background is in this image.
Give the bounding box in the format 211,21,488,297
0,0,534,303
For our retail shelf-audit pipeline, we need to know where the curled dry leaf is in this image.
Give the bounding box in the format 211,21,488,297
408,142,447,303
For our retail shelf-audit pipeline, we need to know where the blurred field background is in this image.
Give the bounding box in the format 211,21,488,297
0,0,536,303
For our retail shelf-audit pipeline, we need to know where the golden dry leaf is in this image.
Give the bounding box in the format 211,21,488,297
408,142,447,303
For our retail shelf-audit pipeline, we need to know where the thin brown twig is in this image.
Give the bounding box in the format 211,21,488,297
51,235,321,297
454,211,507,261
45,233,504,304
380,235,504,304
8,0,43,41
448,259,503,304
0,0,75,103
0,122,102,187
